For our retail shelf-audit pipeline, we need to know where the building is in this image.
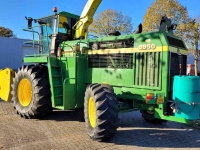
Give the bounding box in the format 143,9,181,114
187,52,200,75
0,37,38,70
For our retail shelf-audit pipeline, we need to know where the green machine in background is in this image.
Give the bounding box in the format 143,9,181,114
0,0,199,141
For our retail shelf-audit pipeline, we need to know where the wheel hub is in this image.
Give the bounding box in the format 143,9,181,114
17,78,32,107
88,97,96,128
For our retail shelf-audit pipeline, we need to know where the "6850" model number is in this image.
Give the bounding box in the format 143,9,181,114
138,44,156,50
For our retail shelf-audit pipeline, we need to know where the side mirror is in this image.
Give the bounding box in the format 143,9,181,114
25,16,33,28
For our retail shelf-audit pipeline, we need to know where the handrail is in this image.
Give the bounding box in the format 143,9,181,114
23,24,50,55
23,27,40,54
24,40,40,45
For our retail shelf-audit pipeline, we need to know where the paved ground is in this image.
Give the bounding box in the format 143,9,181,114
0,100,199,150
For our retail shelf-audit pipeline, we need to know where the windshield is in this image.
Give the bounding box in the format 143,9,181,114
38,16,55,54
58,15,78,39
58,15,68,33
38,14,78,54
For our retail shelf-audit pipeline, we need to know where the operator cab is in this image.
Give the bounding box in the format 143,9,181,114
24,10,79,55
38,11,79,56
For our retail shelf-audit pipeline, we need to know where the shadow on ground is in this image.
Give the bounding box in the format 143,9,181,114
40,108,85,122
107,127,200,148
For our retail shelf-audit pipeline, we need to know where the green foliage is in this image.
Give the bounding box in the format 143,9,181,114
0,26,13,37
89,9,133,37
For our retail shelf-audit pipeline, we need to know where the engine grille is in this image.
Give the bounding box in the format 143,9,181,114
181,55,187,75
88,53,133,68
169,53,180,91
133,52,161,88
166,36,186,49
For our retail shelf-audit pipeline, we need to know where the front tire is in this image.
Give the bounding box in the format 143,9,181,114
12,64,52,118
84,83,118,141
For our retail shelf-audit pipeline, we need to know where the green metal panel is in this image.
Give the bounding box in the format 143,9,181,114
60,40,88,52
62,55,86,109
60,32,166,53
75,55,87,108
48,57,64,108
63,78,76,109
24,56,48,63
62,57,76,83
86,68,134,87
87,32,162,47
159,32,168,46
62,57,76,110
47,56,78,110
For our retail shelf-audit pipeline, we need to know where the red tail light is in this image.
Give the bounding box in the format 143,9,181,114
146,93,154,101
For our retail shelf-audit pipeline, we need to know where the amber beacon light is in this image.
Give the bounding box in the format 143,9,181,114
53,7,58,13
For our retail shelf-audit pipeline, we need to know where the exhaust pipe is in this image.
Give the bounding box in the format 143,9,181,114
133,24,142,34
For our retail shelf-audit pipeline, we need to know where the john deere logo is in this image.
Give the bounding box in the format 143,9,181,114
145,39,151,43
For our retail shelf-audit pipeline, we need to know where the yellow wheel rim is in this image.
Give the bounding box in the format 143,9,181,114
17,78,32,107
88,97,96,128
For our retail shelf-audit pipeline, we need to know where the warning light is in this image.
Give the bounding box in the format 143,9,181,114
146,93,154,101
53,7,58,13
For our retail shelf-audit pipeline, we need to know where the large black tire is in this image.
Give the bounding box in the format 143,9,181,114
84,83,118,141
140,110,167,124
11,64,52,118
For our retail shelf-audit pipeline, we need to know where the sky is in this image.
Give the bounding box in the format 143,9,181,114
0,0,199,39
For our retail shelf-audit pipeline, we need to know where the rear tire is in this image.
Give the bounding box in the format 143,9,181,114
84,83,118,141
141,110,167,123
12,64,52,118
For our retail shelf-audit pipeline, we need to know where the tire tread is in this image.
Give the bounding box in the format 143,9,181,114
12,64,52,119
84,83,118,141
